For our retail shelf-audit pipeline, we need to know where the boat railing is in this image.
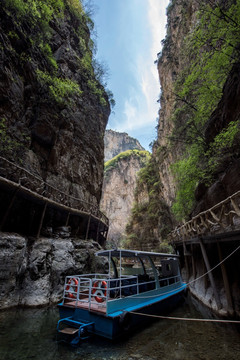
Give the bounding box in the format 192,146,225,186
62,273,182,311
62,273,156,305
158,274,181,287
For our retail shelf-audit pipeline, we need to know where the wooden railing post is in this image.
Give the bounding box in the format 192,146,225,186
37,202,47,238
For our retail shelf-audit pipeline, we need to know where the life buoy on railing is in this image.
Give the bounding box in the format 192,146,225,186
66,278,78,299
92,280,107,303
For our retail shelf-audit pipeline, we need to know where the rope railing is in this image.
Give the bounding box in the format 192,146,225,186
170,190,240,242
0,156,109,226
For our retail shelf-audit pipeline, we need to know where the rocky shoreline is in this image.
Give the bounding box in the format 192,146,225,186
0,231,106,309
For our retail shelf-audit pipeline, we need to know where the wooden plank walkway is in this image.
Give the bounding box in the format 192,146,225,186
169,190,240,244
0,156,109,242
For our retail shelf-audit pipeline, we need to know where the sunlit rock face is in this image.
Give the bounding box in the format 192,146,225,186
104,130,145,162
101,153,148,246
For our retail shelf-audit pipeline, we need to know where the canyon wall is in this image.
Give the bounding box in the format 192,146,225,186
101,150,149,246
0,231,106,309
0,0,110,206
0,1,110,308
104,129,145,162
126,0,240,316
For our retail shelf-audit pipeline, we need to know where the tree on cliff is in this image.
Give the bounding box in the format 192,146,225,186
171,0,240,220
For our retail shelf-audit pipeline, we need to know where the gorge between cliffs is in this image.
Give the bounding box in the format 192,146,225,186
1,0,240,349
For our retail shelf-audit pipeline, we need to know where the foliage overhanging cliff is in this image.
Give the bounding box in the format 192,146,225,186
0,0,113,205
126,0,240,250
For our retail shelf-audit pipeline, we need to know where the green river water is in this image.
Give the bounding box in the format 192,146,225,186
0,296,239,360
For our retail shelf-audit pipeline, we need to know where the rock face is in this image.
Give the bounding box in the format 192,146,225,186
104,130,145,162
0,1,110,206
155,0,240,317
0,1,110,309
0,232,106,309
124,0,240,316
101,149,149,246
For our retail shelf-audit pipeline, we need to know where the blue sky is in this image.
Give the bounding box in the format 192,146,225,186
90,0,169,150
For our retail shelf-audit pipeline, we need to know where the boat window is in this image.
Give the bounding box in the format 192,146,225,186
110,257,118,278
119,257,145,276
140,257,155,279
150,256,162,277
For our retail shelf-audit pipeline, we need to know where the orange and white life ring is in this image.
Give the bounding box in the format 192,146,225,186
92,280,107,303
66,278,78,299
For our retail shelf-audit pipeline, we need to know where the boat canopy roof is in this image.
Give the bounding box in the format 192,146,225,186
95,249,179,258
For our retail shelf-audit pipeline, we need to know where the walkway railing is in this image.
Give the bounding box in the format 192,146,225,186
170,190,240,242
0,156,108,226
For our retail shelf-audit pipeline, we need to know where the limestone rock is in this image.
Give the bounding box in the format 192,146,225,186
0,2,110,207
104,130,145,162
101,151,149,246
0,232,106,309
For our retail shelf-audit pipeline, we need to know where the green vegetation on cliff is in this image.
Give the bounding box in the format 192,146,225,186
124,155,173,252
170,0,240,220
2,0,113,109
0,0,114,162
104,150,151,174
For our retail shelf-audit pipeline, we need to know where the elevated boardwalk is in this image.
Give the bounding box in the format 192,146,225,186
169,190,240,245
168,191,240,316
0,156,108,244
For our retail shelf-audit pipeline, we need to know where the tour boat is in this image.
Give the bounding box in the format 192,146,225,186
57,249,187,345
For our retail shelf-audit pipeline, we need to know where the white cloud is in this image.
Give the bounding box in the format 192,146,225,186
119,0,168,131
108,0,169,148
148,0,169,59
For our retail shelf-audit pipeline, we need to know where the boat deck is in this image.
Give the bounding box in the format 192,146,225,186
64,299,107,314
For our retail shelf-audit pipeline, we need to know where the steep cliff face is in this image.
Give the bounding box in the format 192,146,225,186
0,232,106,309
125,155,174,252
0,0,110,206
130,0,240,316
0,1,110,309
155,0,199,208
129,0,240,235
104,129,145,162
101,150,150,246
156,0,240,220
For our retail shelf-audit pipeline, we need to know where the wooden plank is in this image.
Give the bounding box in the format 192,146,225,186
59,327,79,335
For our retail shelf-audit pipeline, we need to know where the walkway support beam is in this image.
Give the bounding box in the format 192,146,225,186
217,241,234,314
199,238,222,310
37,202,47,238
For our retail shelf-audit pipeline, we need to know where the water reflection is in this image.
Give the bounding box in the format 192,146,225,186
0,296,239,360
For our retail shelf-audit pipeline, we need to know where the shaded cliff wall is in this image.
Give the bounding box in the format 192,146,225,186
0,232,106,309
0,1,110,309
127,0,240,242
0,0,110,206
125,0,240,316
156,0,240,317
155,0,240,219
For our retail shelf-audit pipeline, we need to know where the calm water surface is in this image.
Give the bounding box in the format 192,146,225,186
0,297,240,360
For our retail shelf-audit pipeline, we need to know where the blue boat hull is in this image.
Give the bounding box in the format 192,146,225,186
58,288,185,340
